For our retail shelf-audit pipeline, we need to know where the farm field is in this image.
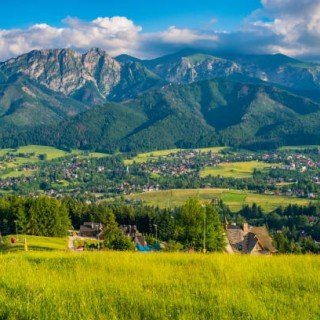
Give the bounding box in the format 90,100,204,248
0,252,318,320
15,145,69,160
127,188,312,212
200,161,274,178
195,146,227,153
124,146,227,165
0,235,68,252
124,148,182,165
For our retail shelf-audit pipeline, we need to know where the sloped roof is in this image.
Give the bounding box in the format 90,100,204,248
250,226,277,253
226,226,244,252
225,224,277,254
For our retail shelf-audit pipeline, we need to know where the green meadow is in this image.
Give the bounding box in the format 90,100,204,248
15,145,69,160
200,161,274,179
127,188,312,212
278,145,320,151
124,148,182,165
0,252,318,320
0,235,68,252
124,147,226,165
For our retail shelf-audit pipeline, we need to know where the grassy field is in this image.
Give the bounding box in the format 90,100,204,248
15,145,69,160
200,161,274,179
0,235,68,252
278,145,320,151
0,169,35,179
72,149,109,159
0,252,318,319
127,188,312,212
124,148,182,165
195,146,227,153
124,147,227,165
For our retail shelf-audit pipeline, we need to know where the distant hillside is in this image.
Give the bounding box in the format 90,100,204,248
1,79,319,152
144,49,320,101
0,48,320,151
0,74,90,129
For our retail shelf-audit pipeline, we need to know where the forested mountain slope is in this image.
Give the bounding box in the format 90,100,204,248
0,48,319,152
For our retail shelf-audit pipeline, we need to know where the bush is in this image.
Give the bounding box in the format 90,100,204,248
164,240,183,252
108,233,134,251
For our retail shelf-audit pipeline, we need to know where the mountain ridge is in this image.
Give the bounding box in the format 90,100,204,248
0,48,320,152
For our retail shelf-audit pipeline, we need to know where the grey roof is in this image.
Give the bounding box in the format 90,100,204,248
226,227,244,252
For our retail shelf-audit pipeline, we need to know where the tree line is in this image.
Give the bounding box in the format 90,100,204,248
0,195,319,253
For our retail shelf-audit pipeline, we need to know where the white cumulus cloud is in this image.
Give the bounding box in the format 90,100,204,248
0,16,142,60
1,1,320,61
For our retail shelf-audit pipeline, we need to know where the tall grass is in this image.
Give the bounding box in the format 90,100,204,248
0,252,319,319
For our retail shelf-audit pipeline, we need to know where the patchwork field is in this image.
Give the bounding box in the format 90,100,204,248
200,161,274,178
0,145,109,179
127,188,312,212
0,252,318,320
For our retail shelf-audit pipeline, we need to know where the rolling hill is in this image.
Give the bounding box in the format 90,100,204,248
1,78,318,152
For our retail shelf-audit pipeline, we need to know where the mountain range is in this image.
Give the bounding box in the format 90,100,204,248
0,48,319,152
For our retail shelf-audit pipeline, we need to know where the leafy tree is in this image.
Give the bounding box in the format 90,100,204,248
178,198,205,250
110,233,135,251
273,231,300,253
12,199,27,234
177,199,226,252
26,197,70,237
103,209,134,250
204,204,226,252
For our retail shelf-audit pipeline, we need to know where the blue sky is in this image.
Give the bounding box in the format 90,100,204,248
0,0,319,61
1,0,261,31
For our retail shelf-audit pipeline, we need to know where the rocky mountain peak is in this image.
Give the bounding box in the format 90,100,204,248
0,48,122,97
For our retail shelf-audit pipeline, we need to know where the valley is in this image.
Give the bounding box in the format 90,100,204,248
0,144,318,203
1,143,318,254
0,144,318,200
2,2,320,319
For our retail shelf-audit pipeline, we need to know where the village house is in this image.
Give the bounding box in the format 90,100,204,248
79,222,104,238
225,222,277,255
119,225,147,247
